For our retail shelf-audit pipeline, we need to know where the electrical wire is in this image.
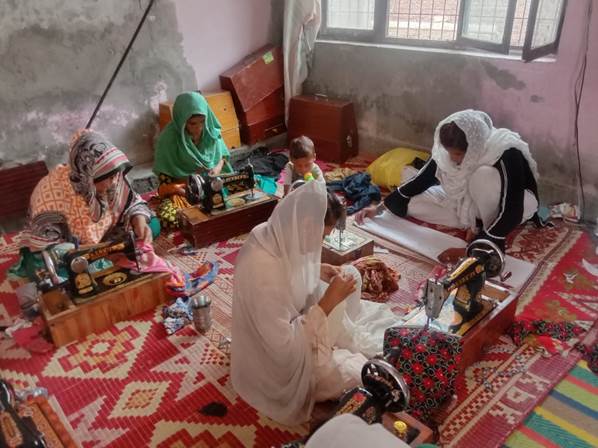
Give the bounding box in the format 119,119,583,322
573,0,593,220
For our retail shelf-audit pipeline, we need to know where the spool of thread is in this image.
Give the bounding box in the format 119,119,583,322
191,295,212,333
393,420,408,440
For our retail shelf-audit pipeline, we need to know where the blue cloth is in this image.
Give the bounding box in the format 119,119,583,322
327,172,381,214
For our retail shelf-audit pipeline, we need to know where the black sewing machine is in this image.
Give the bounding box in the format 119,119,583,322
38,232,140,299
0,379,47,447
422,239,505,331
187,165,256,213
334,359,410,424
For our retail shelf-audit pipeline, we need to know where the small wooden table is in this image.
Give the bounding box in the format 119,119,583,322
40,272,169,347
179,191,278,248
321,229,374,265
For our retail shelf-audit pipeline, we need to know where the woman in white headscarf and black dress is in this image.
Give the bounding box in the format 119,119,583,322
231,180,399,426
356,109,540,262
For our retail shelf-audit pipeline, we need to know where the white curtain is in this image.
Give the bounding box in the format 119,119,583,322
283,0,322,120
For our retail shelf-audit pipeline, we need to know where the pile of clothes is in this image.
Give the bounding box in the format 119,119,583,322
352,256,399,303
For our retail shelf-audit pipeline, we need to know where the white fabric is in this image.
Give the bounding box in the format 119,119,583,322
231,181,400,425
468,165,538,230
283,0,322,120
357,211,537,293
431,109,539,229
306,414,409,448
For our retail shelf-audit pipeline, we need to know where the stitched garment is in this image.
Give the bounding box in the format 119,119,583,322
351,256,399,303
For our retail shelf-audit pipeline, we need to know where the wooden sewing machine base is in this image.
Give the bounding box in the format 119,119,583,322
40,272,169,347
404,282,517,372
179,190,278,248
321,229,374,265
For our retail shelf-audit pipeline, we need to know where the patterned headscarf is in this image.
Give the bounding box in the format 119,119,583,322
69,129,132,223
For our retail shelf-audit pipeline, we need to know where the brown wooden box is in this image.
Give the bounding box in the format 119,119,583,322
40,273,169,347
238,87,285,124
0,161,48,220
219,45,284,112
382,411,434,446
180,193,278,248
158,91,241,149
288,95,359,163
240,114,286,145
321,234,375,266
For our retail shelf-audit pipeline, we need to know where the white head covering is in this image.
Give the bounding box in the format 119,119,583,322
306,414,410,448
431,109,539,229
231,181,328,425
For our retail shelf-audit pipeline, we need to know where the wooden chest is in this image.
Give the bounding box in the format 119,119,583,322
219,45,284,112
237,87,286,144
40,272,169,347
288,95,359,163
180,192,278,248
158,91,241,150
0,161,48,220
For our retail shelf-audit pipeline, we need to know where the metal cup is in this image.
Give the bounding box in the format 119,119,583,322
191,295,212,333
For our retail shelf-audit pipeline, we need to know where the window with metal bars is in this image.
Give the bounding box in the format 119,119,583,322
319,0,568,61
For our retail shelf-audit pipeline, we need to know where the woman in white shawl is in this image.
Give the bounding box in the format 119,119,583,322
231,181,398,425
357,110,539,262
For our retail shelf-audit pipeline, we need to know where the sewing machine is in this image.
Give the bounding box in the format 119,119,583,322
421,239,505,332
37,232,140,300
187,165,257,213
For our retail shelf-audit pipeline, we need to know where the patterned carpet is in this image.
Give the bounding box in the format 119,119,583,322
505,360,598,448
1,205,597,447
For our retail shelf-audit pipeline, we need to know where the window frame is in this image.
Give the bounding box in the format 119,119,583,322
522,0,568,61
319,0,567,60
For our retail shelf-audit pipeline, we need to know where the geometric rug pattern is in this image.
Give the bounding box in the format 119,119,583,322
1,218,596,447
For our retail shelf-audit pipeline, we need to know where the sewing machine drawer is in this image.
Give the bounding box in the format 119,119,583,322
40,273,169,347
240,114,286,145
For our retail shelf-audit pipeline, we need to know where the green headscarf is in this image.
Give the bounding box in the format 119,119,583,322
154,91,231,178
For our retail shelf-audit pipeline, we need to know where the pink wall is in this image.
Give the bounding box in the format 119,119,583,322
475,0,598,217
174,0,278,91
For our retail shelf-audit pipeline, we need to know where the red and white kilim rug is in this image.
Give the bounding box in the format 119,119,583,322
1,217,596,447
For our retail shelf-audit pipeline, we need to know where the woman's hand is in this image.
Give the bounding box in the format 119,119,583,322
465,228,477,243
318,273,357,315
208,159,225,177
354,205,379,225
320,263,341,283
131,215,152,245
438,247,466,265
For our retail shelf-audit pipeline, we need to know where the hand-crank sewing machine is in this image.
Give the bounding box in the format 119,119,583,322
180,164,278,248
35,231,141,300
421,239,506,331
186,165,258,213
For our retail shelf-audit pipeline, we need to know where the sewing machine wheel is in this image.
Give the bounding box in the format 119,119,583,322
361,359,410,413
103,272,127,287
187,174,205,205
466,239,505,278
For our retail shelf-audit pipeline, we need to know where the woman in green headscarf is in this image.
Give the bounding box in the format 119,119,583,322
154,91,232,228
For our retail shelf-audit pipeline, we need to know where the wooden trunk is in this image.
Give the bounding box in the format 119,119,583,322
158,91,241,150
180,193,278,248
239,114,286,145
219,45,284,112
288,95,359,163
0,161,48,220
40,272,169,347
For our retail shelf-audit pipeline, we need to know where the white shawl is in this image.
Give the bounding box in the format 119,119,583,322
431,110,539,229
231,181,327,425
